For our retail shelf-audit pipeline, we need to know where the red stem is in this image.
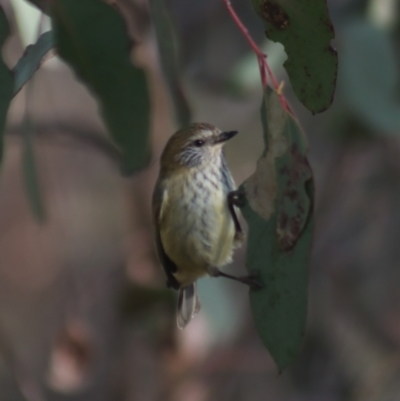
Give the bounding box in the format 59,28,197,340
222,0,289,111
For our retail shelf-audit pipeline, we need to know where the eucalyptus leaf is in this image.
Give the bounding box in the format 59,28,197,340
341,19,400,133
13,31,54,96
0,7,14,163
149,0,191,127
250,0,338,114
25,0,49,15
240,88,314,371
22,118,45,222
50,0,150,175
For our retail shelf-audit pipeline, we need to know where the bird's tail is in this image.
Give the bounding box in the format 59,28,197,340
177,282,201,329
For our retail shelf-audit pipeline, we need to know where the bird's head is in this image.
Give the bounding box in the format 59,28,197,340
160,123,238,171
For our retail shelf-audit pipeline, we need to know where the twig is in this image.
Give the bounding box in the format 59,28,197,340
222,0,289,112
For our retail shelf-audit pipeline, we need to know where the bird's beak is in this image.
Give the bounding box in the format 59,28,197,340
214,130,238,144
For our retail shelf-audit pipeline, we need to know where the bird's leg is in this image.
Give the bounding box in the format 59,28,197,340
227,190,246,242
228,189,246,208
218,271,263,290
208,267,263,290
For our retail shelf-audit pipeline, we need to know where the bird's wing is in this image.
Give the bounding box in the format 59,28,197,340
152,180,180,290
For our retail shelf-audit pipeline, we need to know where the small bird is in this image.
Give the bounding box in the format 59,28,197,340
152,123,260,329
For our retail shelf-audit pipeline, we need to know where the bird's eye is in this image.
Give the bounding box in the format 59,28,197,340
193,139,205,147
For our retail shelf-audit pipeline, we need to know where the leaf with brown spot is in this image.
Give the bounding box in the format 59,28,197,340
240,87,314,371
275,121,313,250
250,0,338,114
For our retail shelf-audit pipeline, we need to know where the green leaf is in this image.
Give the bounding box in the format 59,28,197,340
250,0,338,114
25,0,49,14
240,88,314,371
149,0,191,127
341,19,400,133
22,118,45,222
50,0,150,175
13,31,55,96
0,8,14,163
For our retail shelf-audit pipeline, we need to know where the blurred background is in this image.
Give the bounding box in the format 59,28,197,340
0,0,398,400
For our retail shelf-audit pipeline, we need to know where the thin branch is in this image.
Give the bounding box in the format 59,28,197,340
223,0,268,87
6,123,122,162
